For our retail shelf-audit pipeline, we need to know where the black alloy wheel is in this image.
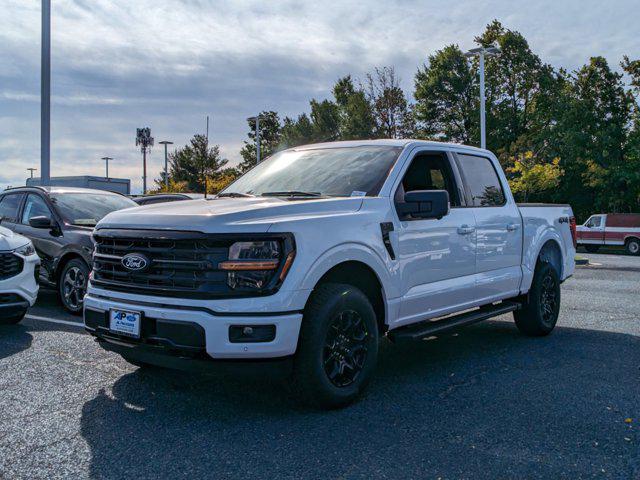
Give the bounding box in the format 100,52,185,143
323,309,369,388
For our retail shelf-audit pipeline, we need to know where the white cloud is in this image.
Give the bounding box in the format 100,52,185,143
1,0,639,192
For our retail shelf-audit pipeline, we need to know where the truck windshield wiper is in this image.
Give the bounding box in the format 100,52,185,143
261,191,323,198
217,192,254,198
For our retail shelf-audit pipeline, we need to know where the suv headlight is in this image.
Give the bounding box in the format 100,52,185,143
218,236,296,291
15,242,36,257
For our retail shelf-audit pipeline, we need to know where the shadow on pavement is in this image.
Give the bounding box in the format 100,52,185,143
0,324,33,361
80,321,640,479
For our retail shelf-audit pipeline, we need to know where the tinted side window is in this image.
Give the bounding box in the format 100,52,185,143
22,194,53,224
0,194,23,222
457,154,506,207
395,153,460,207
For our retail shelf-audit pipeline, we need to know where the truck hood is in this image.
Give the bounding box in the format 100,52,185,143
96,197,364,233
0,226,30,251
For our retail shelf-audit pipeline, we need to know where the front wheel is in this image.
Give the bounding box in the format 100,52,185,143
0,311,26,325
59,259,89,315
626,238,640,256
514,262,560,336
289,283,379,409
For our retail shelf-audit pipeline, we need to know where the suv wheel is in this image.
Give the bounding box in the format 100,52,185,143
514,262,560,336
626,238,640,256
0,311,26,325
290,283,379,409
59,259,89,315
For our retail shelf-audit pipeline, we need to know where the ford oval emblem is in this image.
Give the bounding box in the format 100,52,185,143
121,253,150,272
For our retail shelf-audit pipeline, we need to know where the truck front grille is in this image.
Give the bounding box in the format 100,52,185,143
92,230,230,299
0,253,23,280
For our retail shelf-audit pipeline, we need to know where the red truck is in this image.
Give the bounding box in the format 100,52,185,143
576,213,640,255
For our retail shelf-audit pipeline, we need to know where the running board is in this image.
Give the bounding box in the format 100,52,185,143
388,301,520,343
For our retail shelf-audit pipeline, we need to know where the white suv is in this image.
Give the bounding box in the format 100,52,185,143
0,226,40,324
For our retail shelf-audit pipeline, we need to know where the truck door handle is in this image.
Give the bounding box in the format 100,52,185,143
457,225,475,235
507,223,520,231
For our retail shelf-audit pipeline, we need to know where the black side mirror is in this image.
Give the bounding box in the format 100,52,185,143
400,190,450,220
29,216,54,229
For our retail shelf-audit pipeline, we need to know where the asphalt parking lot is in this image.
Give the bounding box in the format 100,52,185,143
1,252,638,479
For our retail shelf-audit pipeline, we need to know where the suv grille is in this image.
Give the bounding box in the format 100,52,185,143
0,253,23,280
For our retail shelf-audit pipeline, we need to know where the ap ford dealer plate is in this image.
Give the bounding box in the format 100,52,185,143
109,309,141,338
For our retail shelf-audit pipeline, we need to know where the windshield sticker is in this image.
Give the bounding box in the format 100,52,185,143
350,191,367,197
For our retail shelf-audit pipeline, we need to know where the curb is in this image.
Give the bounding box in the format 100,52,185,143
575,258,589,266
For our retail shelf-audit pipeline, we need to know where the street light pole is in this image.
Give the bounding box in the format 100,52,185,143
27,168,37,179
465,45,500,149
101,157,113,180
41,0,51,186
158,141,173,191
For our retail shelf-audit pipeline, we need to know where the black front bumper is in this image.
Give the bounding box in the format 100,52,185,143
0,294,29,319
84,308,292,377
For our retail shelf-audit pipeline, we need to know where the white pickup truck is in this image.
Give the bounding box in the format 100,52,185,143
84,140,576,408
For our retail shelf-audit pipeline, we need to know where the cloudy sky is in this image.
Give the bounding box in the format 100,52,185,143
1,0,638,192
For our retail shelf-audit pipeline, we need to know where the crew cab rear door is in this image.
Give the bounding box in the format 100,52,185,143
455,152,522,301
392,149,478,326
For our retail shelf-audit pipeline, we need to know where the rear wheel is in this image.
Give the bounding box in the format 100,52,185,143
289,283,379,409
59,259,89,315
514,262,560,336
584,245,600,253
626,238,640,256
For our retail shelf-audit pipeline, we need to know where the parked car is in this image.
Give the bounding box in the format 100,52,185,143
0,226,40,324
576,213,640,255
0,186,137,314
132,193,205,206
84,140,576,408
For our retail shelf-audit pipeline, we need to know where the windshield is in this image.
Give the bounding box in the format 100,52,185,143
221,146,403,197
51,193,137,227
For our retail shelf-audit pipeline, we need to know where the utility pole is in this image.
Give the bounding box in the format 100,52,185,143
464,45,500,149
136,128,154,194
247,115,261,165
204,115,209,198
27,168,37,179
41,0,51,186
158,141,173,191
101,157,113,180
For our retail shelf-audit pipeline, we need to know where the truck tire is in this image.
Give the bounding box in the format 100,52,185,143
626,238,640,256
290,282,379,409
514,262,560,337
59,258,89,315
584,245,600,253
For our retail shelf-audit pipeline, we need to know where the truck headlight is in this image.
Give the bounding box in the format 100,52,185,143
15,242,36,257
218,237,295,291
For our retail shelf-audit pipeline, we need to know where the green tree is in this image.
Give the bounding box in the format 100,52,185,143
280,113,315,148
414,45,478,143
507,153,563,202
238,111,282,172
160,134,228,192
366,66,414,138
333,76,376,140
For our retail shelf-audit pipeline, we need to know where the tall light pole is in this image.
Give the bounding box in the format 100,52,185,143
41,0,51,186
158,141,173,191
101,157,113,180
247,115,261,165
465,45,500,149
27,168,37,179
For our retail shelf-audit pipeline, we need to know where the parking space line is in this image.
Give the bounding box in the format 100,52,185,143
24,314,84,329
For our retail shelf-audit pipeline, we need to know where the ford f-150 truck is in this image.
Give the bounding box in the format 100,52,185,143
84,140,576,408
